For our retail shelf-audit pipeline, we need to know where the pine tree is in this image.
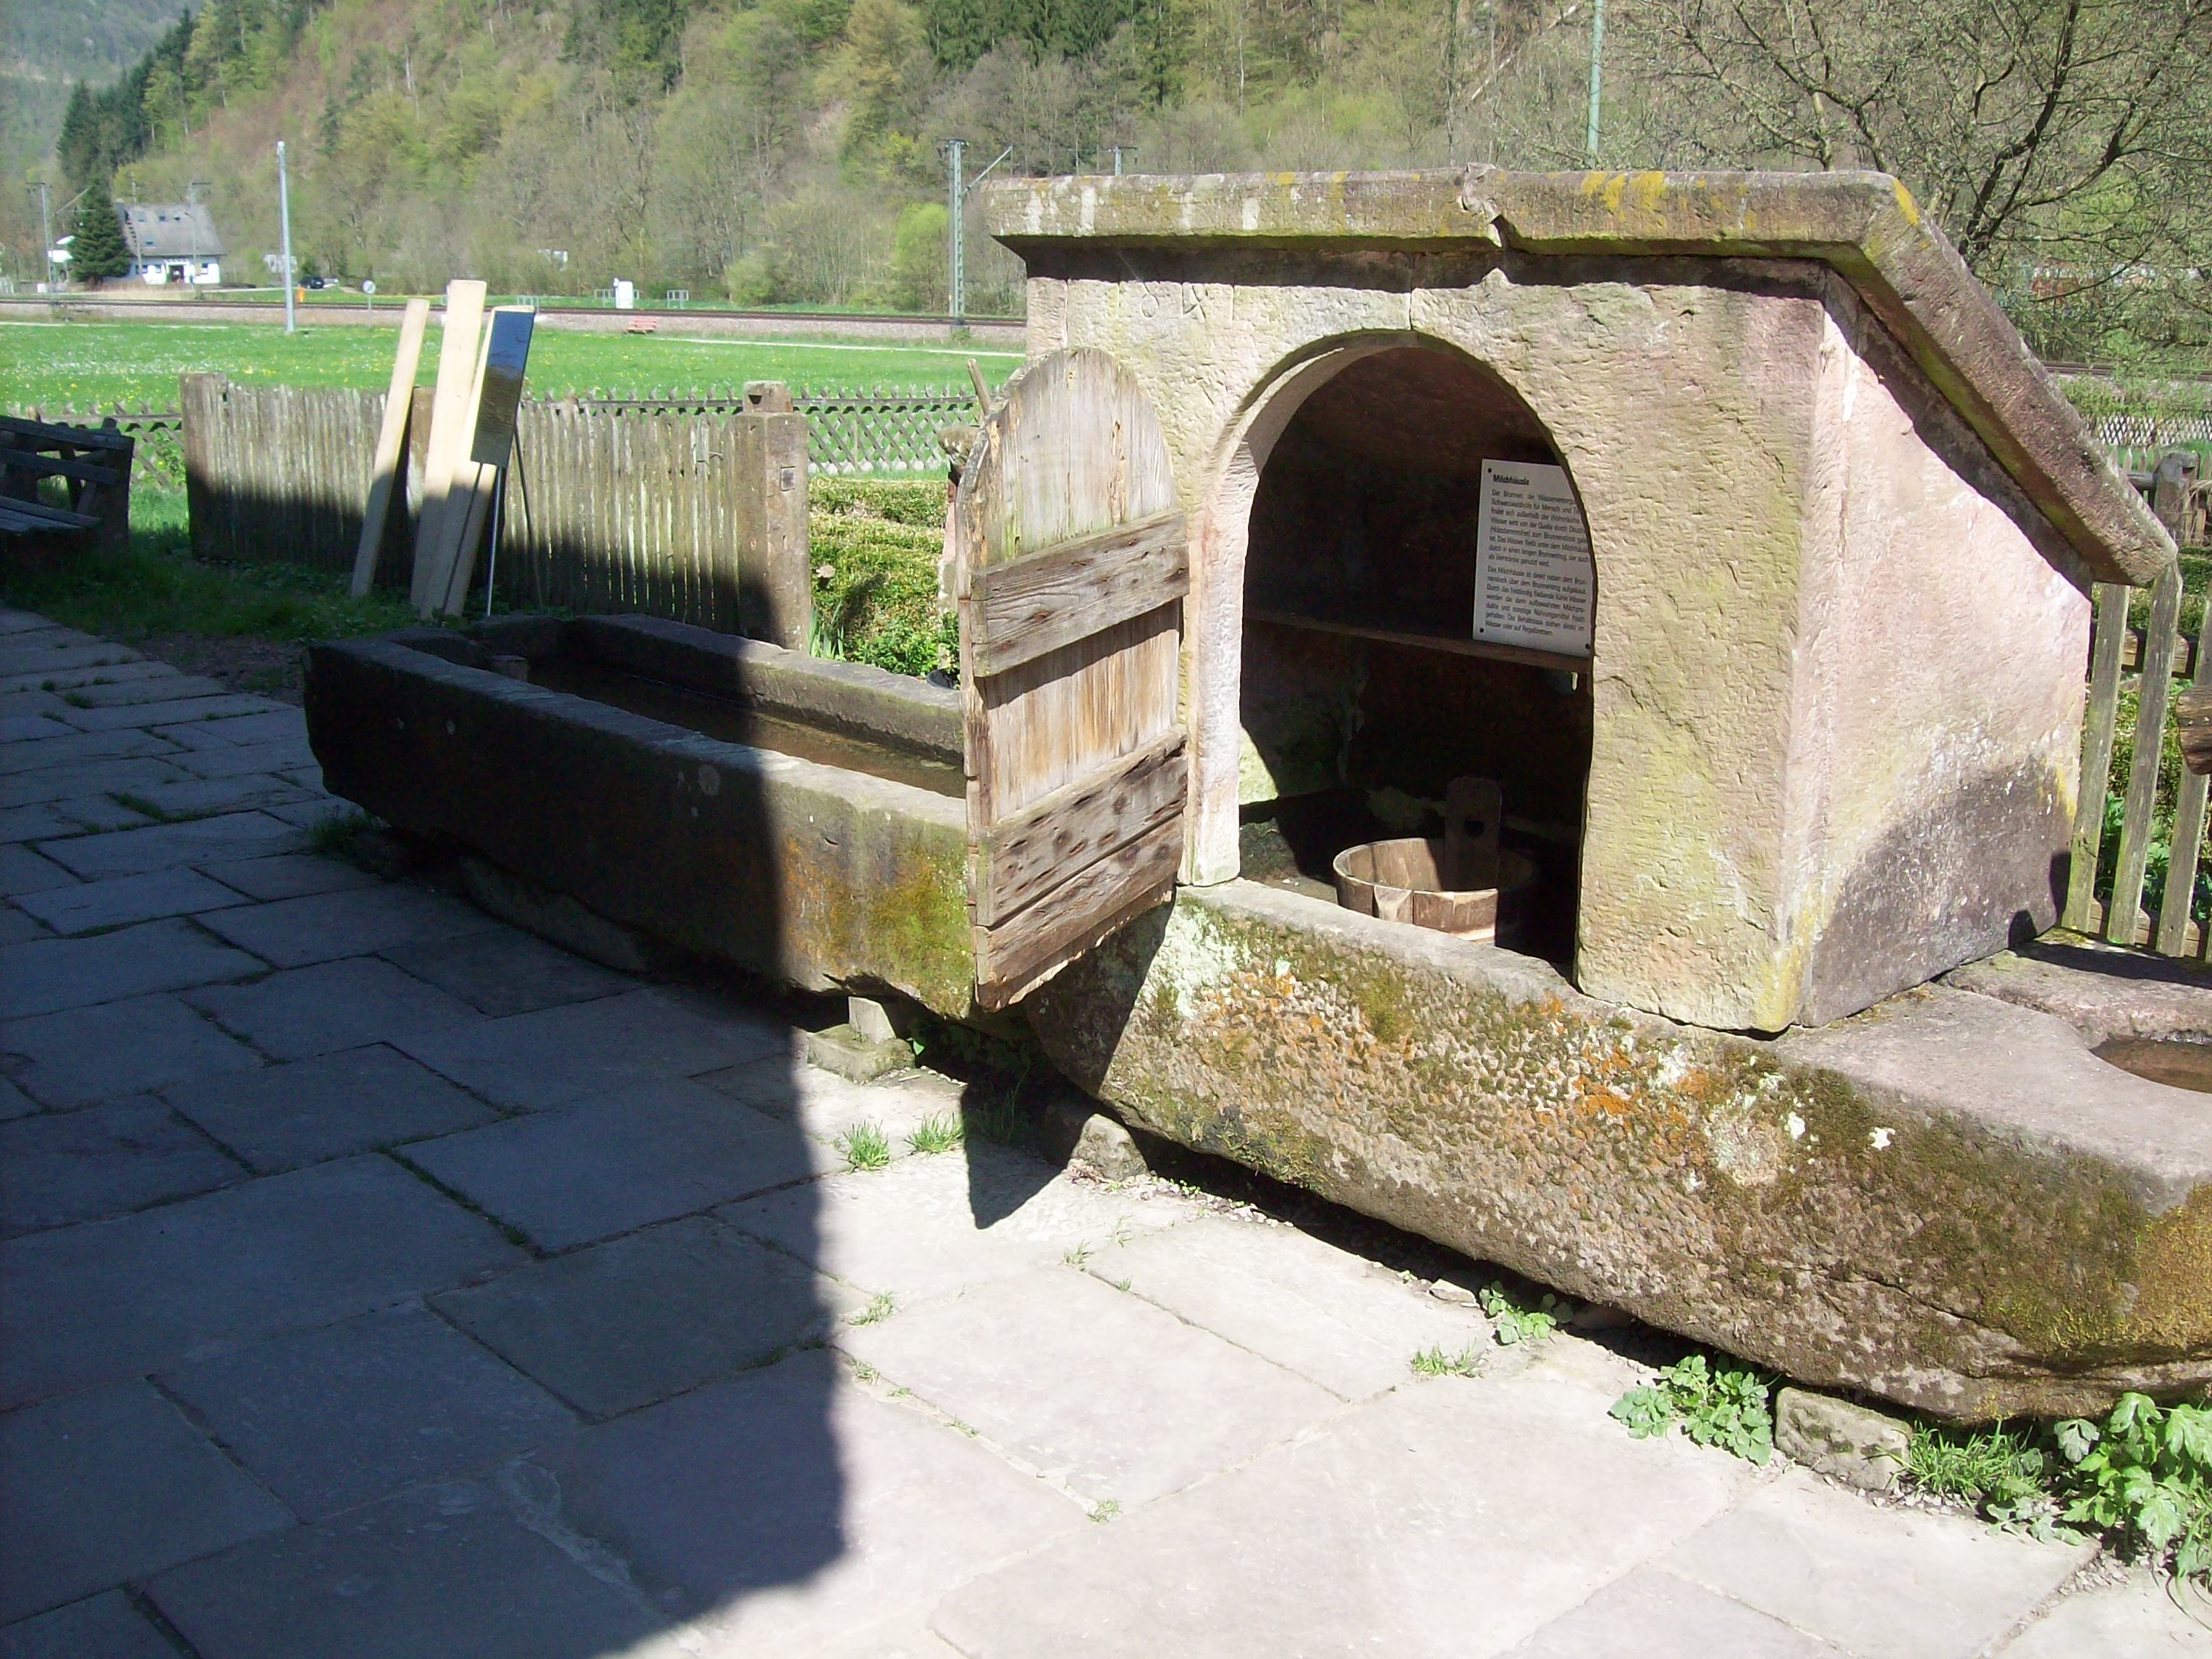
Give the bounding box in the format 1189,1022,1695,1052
70,188,132,283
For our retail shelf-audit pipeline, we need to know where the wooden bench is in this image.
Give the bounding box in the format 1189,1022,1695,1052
0,415,133,564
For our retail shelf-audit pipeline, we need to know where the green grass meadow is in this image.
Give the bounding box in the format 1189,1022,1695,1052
0,316,1021,412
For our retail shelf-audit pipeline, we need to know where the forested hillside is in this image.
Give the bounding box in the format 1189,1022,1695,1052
0,0,191,175
15,0,2211,362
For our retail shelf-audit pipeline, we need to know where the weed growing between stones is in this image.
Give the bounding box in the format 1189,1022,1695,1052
1907,1396,2212,1579
1478,1281,1570,1346
309,808,376,859
906,1113,964,1155
1411,1345,1483,1378
1611,1355,1776,1465
847,1292,896,1327
836,1122,892,1170
111,790,173,823
1089,1500,1121,1524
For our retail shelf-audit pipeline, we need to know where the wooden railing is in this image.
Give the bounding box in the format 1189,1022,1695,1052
2064,451,2208,961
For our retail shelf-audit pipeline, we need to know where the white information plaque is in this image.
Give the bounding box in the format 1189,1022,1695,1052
1472,460,1593,657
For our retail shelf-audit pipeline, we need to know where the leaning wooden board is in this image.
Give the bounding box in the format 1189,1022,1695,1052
433,307,536,616
350,296,430,597
409,280,488,613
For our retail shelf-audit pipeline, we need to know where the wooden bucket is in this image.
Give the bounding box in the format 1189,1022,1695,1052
1331,838,1537,946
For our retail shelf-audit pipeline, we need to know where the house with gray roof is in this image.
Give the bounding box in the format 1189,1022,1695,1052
118,201,223,286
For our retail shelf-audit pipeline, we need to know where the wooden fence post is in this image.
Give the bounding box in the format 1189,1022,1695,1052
729,387,811,650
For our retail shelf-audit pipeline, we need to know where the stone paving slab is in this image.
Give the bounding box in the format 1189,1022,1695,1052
1999,1571,2212,1655
0,1378,292,1623
122,773,313,821
158,1303,580,1521
164,1044,501,1173
145,1477,667,1659
146,720,253,751
0,715,73,743
397,988,788,1110
381,926,633,1017
525,1349,1084,1653
722,1140,1207,1309
0,916,266,1018
1658,1466,2096,1659
705,1054,966,1163
0,642,141,679
0,1154,525,1408
196,883,498,969
930,1343,1756,1659
0,727,174,776
188,709,311,747
1084,1214,1490,1401
405,1078,815,1250
0,1078,39,1120
34,811,304,878
0,658,177,695
38,793,157,832
0,906,46,946
843,1265,1342,1508
54,693,284,733
434,1215,861,1419
64,673,231,707
0,753,187,808
173,736,321,780
0,1097,244,1236
12,866,247,937
4,992,266,1108
0,843,77,895
187,956,484,1062
0,796,145,836
0,1589,183,1659
1502,1566,1848,1656
200,850,376,902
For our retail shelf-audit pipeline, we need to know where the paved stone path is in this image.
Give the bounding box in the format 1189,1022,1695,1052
0,606,2203,1658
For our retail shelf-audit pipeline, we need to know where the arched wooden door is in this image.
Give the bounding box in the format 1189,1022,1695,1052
951,349,1189,1008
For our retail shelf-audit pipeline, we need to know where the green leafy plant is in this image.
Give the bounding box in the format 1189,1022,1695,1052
906,1113,963,1156
1089,1498,1121,1524
2056,1394,2212,1579
1411,1344,1483,1378
835,1122,892,1171
1478,1281,1569,1346
1611,1354,1775,1465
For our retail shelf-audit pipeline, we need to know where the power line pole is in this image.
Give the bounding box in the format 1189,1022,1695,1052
945,138,964,337
1584,0,1605,164
942,140,1012,339
33,182,51,293
276,139,296,333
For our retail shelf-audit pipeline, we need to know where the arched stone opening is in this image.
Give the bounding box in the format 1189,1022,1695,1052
1190,338,1595,971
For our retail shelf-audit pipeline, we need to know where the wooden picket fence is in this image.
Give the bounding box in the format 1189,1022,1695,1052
2064,451,2208,961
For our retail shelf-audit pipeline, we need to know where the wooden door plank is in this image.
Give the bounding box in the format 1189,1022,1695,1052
410,280,489,612
2158,765,2208,956
2106,561,2185,945
968,511,1187,676
2064,582,2130,932
976,607,1181,822
976,814,1182,1004
975,730,1186,926
353,297,430,596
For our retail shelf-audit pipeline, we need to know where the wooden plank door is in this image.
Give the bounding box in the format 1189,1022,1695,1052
953,349,1188,1008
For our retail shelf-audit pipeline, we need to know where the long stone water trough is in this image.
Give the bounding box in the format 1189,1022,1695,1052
307,614,2212,1419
